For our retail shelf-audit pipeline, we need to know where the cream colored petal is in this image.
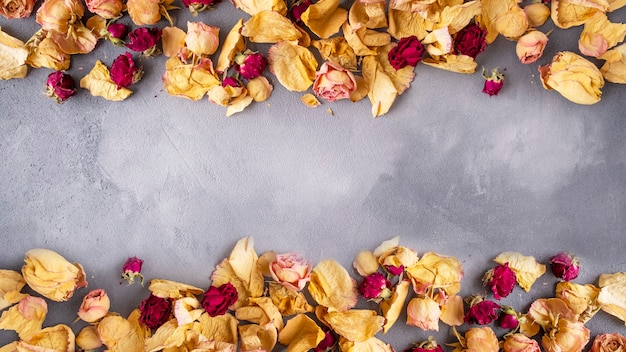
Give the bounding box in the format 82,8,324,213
238,323,277,352
307,259,358,312
0,296,47,340
231,0,287,16
98,315,145,352
493,252,546,292
226,237,264,299
598,272,626,324
149,279,204,299
16,324,74,352
387,8,433,41
362,55,397,117
353,250,379,276
268,41,318,92
0,28,29,80
194,312,239,345
406,252,464,296
21,249,87,302
242,11,302,43
600,43,626,83
551,0,609,29
338,336,395,352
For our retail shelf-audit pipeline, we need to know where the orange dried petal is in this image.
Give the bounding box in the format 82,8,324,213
406,252,464,296
231,0,287,16
17,324,74,352
194,312,239,345
238,323,277,352
162,26,187,58
578,12,626,58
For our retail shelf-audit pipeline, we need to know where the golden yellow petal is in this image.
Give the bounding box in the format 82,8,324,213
242,11,302,43
381,280,410,333
162,26,187,58
226,94,254,116
216,19,246,73
0,296,47,340
338,336,395,352
350,75,369,102
539,51,604,105
194,312,239,345
493,252,546,292
598,272,626,324
232,0,287,16
494,6,529,40
26,33,70,71
579,12,626,58
406,252,464,296
301,0,348,39
148,279,203,300
247,76,273,102
478,0,517,43
85,15,107,37
324,309,384,342
127,0,161,25
422,54,478,74
238,323,277,352
349,0,387,30
556,282,600,322
353,250,379,277
300,93,322,107
21,248,87,302
0,270,26,311
439,0,482,34
17,324,74,352
608,0,626,10
600,43,626,83
0,28,29,80
551,0,609,29
277,314,325,352
387,8,434,41
76,325,103,351
342,22,379,56
162,57,220,101
98,315,145,352
226,237,264,299
80,60,133,101
269,282,314,316
236,297,284,331
312,37,357,71
308,259,358,312
524,3,551,27
145,319,189,352
268,41,318,92
362,55,397,117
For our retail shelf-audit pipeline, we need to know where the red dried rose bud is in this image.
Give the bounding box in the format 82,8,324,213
454,23,487,59
385,264,404,276
235,52,268,80
464,298,501,325
222,76,241,87
498,306,520,330
121,256,144,285
126,27,162,56
405,337,444,352
313,328,337,352
359,272,392,300
139,294,172,329
388,36,425,70
45,71,77,103
182,0,220,15
482,67,505,96
201,282,238,317
290,0,311,23
549,252,580,281
110,52,143,89
483,262,516,300
107,23,127,46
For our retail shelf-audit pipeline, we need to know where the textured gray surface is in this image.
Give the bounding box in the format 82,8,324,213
1,3,626,350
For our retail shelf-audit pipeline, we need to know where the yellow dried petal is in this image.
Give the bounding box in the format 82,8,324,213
494,5,528,40
0,270,26,311
145,319,189,352
226,237,264,299
0,28,28,80
493,252,546,292
80,60,133,101
598,272,626,324
226,94,254,117
269,282,314,316
247,76,273,102
350,75,368,102
216,19,246,73
98,315,145,352
551,0,609,29
0,296,47,340
324,309,384,342
338,336,395,352
538,51,604,105
301,0,348,39
308,259,358,312
353,250,379,276
349,0,387,30
524,3,551,27
608,0,626,10
236,297,284,331
26,31,70,71
342,22,379,56
372,237,400,257
424,27,453,56
312,37,357,71
600,43,626,83
579,12,626,58
380,280,410,333
231,0,287,16
238,323,277,352
268,41,318,92
21,248,87,302
406,252,464,296
16,324,74,352
278,314,324,352
148,279,203,299
76,325,103,351
211,258,250,309
162,26,187,58
194,312,239,345
479,0,518,43
300,93,321,107
556,282,600,322
438,0,482,34
242,11,302,43
362,55,397,117
440,294,465,326
162,57,220,101
422,54,478,74
387,8,433,41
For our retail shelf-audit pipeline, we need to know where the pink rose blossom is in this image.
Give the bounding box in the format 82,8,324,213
201,282,238,317
121,256,144,285
110,52,141,89
45,71,77,103
454,23,487,59
1,0,36,18
78,289,110,323
503,333,541,352
498,308,520,330
358,272,391,300
185,21,220,56
85,0,122,19
388,36,425,70
222,76,241,87
313,61,357,102
516,30,549,64
464,299,501,325
269,253,312,291
590,332,626,352
549,252,579,281
484,262,516,300
107,23,127,45
407,296,441,331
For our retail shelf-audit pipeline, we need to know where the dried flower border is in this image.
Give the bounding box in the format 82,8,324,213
0,0,625,116
1,236,626,352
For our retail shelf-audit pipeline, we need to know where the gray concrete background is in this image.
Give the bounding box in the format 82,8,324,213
1,3,626,350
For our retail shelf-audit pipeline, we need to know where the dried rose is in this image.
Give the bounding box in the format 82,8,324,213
498,306,520,330
235,52,268,80
538,51,604,105
482,67,505,96
516,30,549,64
182,0,220,15
541,318,590,352
405,337,445,352
313,328,337,352
139,293,172,329
406,296,442,331
36,0,84,34
107,23,127,46
313,61,357,102
78,289,110,323
126,27,162,56
45,71,77,103
291,0,312,23
549,252,580,281
359,272,391,300
524,3,550,27
110,52,142,89
388,36,425,70
85,0,122,19
1,0,35,18
503,333,541,352
121,256,143,285
269,252,312,291
21,248,87,302
222,76,240,87
201,282,238,317
590,333,626,352
483,262,516,300
185,21,220,56
464,298,501,325
454,23,487,59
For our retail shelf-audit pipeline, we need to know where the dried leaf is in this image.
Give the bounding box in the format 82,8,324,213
268,41,318,92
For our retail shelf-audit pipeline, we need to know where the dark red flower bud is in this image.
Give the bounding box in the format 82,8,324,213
290,0,311,23
464,299,501,325
236,52,268,80
388,36,425,70
484,262,516,300
549,252,580,281
126,27,162,54
454,23,487,59
45,71,76,103
139,294,172,329
110,52,141,89
358,272,391,300
107,23,127,40
482,67,505,96
201,282,238,317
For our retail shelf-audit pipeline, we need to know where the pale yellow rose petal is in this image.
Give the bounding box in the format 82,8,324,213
26,31,71,70
422,54,478,74
162,57,220,101
598,272,626,324
21,248,87,302
268,41,318,92
16,324,74,352
247,76,273,102
0,296,47,340
440,294,465,326
579,12,626,58
226,94,254,117
236,297,284,331
269,282,314,316
308,259,358,312
227,237,265,299
362,55,397,117
338,336,395,352
556,281,600,322
301,0,348,39
149,279,204,299
231,0,287,16
162,26,187,58
349,0,387,30
242,11,302,43
0,28,29,80
600,43,626,83
194,312,239,345
323,309,384,342
353,250,379,277
145,319,189,352
539,51,604,105
278,314,325,351
551,0,610,29
439,0,482,34
216,19,246,73
98,315,145,352
312,37,357,71
387,8,433,41
524,3,551,27
76,325,103,351
406,252,464,296
238,323,277,352
80,60,133,101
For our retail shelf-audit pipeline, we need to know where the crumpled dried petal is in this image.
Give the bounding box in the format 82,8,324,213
216,19,246,73
556,281,600,322
76,325,103,351
242,11,302,43
80,60,133,101
238,322,277,352
406,252,464,296
247,76,273,102
380,280,410,333
348,0,387,30
194,312,239,345
312,37,357,71
301,93,322,107
0,296,47,340
600,43,626,83
387,8,433,41
16,324,74,352
227,237,265,299
551,0,610,29
0,270,26,311
353,250,379,277
149,279,204,300
0,28,28,80
479,0,526,43
278,313,324,351
269,282,314,316
268,40,318,91
440,294,465,326
49,22,98,55
422,54,478,74
438,0,482,34
231,0,286,16
494,6,528,40
524,3,551,27
145,319,190,352
338,336,395,352
528,298,576,331
597,272,626,324
162,57,220,100
538,51,604,105
578,12,626,58
161,26,187,58
98,314,146,352
25,30,70,70
127,0,176,25
308,259,358,312
235,297,284,332
301,0,347,39
493,252,546,292
21,248,87,302
322,309,384,342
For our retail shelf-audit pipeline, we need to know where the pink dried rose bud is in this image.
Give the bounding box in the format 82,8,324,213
388,36,425,70
110,52,143,89
549,252,579,281
126,27,161,56
290,0,311,23
386,264,404,276
503,333,541,352
483,262,516,300
407,296,442,331
139,293,172,329
590,332,626,352
201,282,238,317
454,23,487,59
78,289,110,323
235,52,268,80
269,252,312,291
1,0,36,19
482,67,505,96
358,272,391,300
516,30,549,64
106,23,127,46
222,76,241,87
464,297,501,325
45,71,77,103
313,61,357,102
121,256,144,285
498,306,520,330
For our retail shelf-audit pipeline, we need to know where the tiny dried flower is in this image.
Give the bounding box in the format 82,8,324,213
388,36,425,70
498,306,520,330
126,27,162,56
454,23,487,59
313,327,337,352
313,61,357,102
235,51,268,80
405,337,445,352
139,293,172,329
45,71,77,103
590,332,626,352
185,21,220,56
482,67,505,96
358,272,391,301
78,289,110,323
107,23,127,46
516,30,549,64
549,252,580,281
201,282,238,317
1,0,36,19
269,252,312,291
222,76,240,87
121,256,144,285
109,52,143,89
464,297,501,325
483,262,516,299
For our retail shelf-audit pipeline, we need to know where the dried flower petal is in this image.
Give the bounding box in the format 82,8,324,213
322,309,384,342
597,272,626,323
407,296,442,331
194,312,239,345
80,60,133,101
239,323,278,352
551,0,609,29
538,51,604,105
76,325,103,351
524,3,551,27
0,296,47,340
301,93,322,107
16,324,74,352
600,43,626,83
301,0,347,38
0,28,28,80
578,12,626,58
21,248,87,302
339,336,394,351
493,252,546,292
26,31,70,70
556,281,600,322
380,280,410,333
242,10,302,43
528,298,575,330
278,313,325,350
162,57,220,101
268,40,318,92
406,252,464,296
0,270,26,311
308,259,358,312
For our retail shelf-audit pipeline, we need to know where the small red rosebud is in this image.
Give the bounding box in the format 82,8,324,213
482,67,505,96
182,0,220,15
549,252,580,281
358,272,391,301
290,0,311,23
405,337,444,352
121,256,144,285
498,307,520,330
222,76,241,87
107,23,127,40
464,297,501,325
454,23,487,59
201,282,238,317
110,52,143,89
388,36,425,70
139,293,172,329
236,52,268,80
126,27,162,56
483,262,516,300
45,71,77,103
385,264,404,276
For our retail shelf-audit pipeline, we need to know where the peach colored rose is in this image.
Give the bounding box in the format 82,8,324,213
185,21,220,56
406,296,441,331
313,61,357,102
465,327,499,352
85,0,122,18
516,30,548,64
269,253,311,291
528,298,575,330
541,319,590,352
126,0,160,25
78,289,110,323
21,248,87,302
503,333,541,352
590,333,626,352
36,0,84,33
0,0,36,19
